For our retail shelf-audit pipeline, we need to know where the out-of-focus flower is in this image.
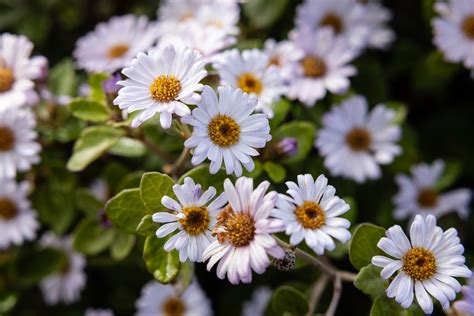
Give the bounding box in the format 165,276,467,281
136,280,212,316
315,95,402,183
372,215,472,314
102,73,121,96
394,160,471,220
454,283,474,315
276,137,298,157
0,107,41,179
0,33,42,108
0,180,38,249
74,15,159,73
287,28,357,107
432,0,474,71
294,0,393,51
273,174,351,255
84,308,114,316
152,177,227,262
241,287,272,316
202,177,285,284
263,39,304,80
114,43,207,129
39,233,86,305
183,86,271,176
213,48,286,117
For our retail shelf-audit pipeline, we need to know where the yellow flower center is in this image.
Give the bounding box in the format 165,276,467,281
107,44,129,59
150,75,181,103
208,115,241,147
269,55,281,67
462,15,474,39
179,206,210,236
162,296,186,316
237,72,263,95
320,13,344,34
345,128,372,151
417,188,439,208
301,55,327,78
213,206,256,247
0,67,14,93
295,201,326,229
0,126,15,152
0,197,17,220
403,247,437,281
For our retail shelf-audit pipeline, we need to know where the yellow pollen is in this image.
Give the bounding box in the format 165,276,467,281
107,44,129,59
208,115,241,147
162,297,186,316
345,128,371,151
0,197,17,220
150,75,181,103
179,206,210,236
0,126,15,152
213,206,256,247
301,55,327,78
295,201,326,229
320,13,344,34
417,188,439,208
462,15,474,39
237,72,263,95
0,67,14,93
403,247,437,281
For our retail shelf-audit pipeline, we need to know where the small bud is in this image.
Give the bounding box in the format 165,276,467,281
276,137,298,157
98,209,112,228
102,73,121,95
272,248,296,271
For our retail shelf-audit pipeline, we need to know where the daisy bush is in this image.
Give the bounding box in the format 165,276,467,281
1,0,474,315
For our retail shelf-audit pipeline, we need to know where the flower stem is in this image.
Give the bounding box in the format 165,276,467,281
307,274,329,316
325,275,343,316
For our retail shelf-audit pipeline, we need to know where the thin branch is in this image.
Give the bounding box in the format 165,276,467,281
307,274,329,316
140,135,174,162
165,147,191,176
325,275,342,316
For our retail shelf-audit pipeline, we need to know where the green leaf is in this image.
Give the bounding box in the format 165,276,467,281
179,165,231,196
0,292,17,313
243,160,263,178
136,214,160,237
271,285,309,316
17,248,67,286
73,218,115,255
243,0,289,29
436,161,462,191
70,98,111,123
48,58,77,96
88,73,110,103
110,231,136,261
263,161,286,183
370,296,412,316
143,235,180,284
108,137,147,158
354,264,388,299
270,98,291,129
140,172,175,213
106,188,151,234
349,224,386,271
413,51,459,92
67,126,125,172
274,121,315,164
75,188,104,216
385,101,408,125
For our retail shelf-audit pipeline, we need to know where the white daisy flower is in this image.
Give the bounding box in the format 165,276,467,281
0,33,42,108
0,179,38,249
202,177,285,284
315,95,402,183
287,28,357,107
156,21,237,61
152,177,227,263
363,0,396,50
192,2,240,36
73,15,159,73
39,233,86,305
85,309,114,316
272,174,351,255
0,107,41,179
136,280,212,316
182,86,272,176
263,39,304,80
432,0,474,71
213,49,286,117
113,43,207,129
241,287,272,316
372,215,472,314
393,160,471,220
